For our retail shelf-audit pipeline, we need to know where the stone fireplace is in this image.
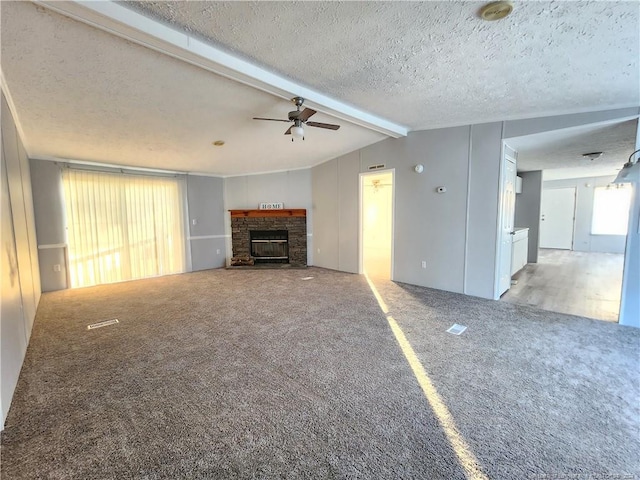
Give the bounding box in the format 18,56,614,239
230,209,307,267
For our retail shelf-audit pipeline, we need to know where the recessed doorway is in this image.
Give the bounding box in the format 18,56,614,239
360,170,394,280
539,187,576,249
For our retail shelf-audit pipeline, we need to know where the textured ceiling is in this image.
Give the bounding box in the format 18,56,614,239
0,2,384,176
1,1,638,177
508,119,638,180
124,0,640,130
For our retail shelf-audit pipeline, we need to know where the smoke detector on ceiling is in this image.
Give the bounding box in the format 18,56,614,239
479,1,514,21
582,152,603,161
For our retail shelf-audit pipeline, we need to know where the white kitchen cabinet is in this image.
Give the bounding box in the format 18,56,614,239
511,228,529,275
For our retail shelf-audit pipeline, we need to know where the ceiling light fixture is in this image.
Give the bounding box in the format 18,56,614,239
613,148,640,184
291,121,304,141
582,152,603,161
479,1,514,21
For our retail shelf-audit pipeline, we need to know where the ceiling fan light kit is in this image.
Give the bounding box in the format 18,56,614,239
613,148,640,184
291,124,304,140
253,97,340,142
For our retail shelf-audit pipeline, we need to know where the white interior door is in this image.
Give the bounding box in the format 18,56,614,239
540,188,576,250
497,154,517,297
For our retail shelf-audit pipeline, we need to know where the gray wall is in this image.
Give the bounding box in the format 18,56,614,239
466,122,503,298
1,91,41,426
543,175,626,254
312,109,638,301
312,125,502,296
515,171,543,263
29,160,226,288
311,151,359,273
186,175,226,271
224,169,313,265
30,159,68,291
365,127,471,293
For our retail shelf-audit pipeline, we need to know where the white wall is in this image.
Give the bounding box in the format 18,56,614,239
1,91,41,426
619,121,640,327
543,175,626,254
224,169,314,265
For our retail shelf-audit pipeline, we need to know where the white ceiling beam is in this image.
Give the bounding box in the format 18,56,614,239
36,0,408,138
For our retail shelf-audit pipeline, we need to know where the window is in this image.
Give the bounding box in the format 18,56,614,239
591,184,632,235
63,169,185,287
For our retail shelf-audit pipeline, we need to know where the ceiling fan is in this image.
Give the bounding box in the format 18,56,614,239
253,97,340,141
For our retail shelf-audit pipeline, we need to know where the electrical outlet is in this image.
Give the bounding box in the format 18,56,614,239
421,260,427,269
53,264,61,272
216,249,221,255
192,218,198,226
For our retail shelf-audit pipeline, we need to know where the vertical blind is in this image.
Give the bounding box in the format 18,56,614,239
62,169,185,288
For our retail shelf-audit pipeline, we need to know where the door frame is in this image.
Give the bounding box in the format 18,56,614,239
359,169,395,280
539,186,577,250
493,143,517,299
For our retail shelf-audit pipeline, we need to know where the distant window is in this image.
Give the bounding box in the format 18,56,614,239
591,184,632,235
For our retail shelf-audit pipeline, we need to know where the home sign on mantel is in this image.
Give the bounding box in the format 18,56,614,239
259,202,284,209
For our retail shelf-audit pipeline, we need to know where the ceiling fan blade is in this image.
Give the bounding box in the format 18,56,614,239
306,121,340,130
253,117,291,122
284,125,293,135
298,108,316,122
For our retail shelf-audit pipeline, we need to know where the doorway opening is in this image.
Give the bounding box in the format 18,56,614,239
540,187,576,249
499,117,637,322
360,171,394,280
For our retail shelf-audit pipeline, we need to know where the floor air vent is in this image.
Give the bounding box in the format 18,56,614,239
87,319,119,330
446,323,467,335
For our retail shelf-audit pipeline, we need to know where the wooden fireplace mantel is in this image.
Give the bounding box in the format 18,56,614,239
229,209,306,218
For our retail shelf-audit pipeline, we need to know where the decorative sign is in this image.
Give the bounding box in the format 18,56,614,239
259,202,284,210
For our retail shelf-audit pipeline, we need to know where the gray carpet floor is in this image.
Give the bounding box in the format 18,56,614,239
1,267,638,479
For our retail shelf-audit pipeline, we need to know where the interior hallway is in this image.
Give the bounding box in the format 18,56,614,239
501,249,624,322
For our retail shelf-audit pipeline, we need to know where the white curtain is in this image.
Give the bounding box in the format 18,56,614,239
62,169,185,288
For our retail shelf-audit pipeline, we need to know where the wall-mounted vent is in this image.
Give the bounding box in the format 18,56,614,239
87,319,119,330
368,164,386,170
